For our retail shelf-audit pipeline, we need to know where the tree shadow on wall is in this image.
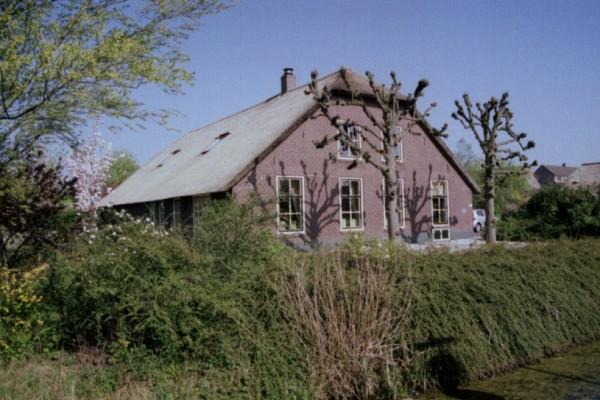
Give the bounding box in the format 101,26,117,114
401,164,458,243
299,160,339,249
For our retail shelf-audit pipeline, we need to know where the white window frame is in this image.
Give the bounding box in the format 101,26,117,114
337,125,362,160
339,178,364,231
383,178,405,230
276,176,305,234
430,179,450,228
432,228,450,241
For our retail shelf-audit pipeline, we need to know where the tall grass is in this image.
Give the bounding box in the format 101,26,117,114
280,250,412,399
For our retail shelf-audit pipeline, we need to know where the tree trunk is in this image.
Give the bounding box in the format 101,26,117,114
484,156,497,243
384,146,401,241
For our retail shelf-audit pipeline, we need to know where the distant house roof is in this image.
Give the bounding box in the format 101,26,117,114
100,69,479,207
541,164,578,177
567,162,600,186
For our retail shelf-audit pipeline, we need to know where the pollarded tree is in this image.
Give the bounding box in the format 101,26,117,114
306,68,447,240
452,93,536,243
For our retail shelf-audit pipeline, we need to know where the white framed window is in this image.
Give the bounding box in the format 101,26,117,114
431,180,449,226
192,195,211,226
339,178,363,230
338,125,361,159
383,178,405,229
432,228,450,241
277,177,305,233
394,138,403,162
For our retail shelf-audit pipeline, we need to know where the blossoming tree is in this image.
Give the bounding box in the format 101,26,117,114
68,128,113,224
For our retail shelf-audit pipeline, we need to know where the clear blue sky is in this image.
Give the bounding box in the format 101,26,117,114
107,0,600,166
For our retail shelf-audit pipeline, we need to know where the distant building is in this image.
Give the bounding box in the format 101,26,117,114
533,163,600,188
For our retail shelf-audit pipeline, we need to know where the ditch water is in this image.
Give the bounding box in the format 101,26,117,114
421,341,600,400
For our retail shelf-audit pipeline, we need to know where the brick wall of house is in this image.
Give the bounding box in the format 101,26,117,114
232,104,474,247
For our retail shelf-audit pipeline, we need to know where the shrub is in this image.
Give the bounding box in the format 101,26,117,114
407,240,600,390
192,197,282,276
281,238,413,399
44,207,308,398
499,185,600,240
0,265,49,359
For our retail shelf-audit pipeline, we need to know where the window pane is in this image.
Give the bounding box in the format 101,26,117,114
341,181,350,196
278,179,289,196
290,197,301,213
279,199,289,213
351,180,360,195
342,214,349,229
280,215,290,230
350,214,360,228
394,140,402,160
290,179,301,195
342,197,350,212
290,214,301,230
351,197,360,212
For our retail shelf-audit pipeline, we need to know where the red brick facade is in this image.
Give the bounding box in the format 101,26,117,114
232,104,475,246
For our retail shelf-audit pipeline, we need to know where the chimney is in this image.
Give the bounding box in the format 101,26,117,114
562,163,566,167
280,67,295,94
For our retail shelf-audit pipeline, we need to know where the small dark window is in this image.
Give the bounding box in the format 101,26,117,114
156,163,163,168
201,132,231,155
171,149,181,155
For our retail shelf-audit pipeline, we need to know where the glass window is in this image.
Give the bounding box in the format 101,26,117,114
338,125,361,159
431,180,449,226
278,177,304,233
340,179,363,230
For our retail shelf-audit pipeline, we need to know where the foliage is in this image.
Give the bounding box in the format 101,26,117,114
455,138,533,216
452,92,536,242
106,151,139,190
0,265,49,359
498,185,600,240
192,197,284,276
0,151,77,267
43,206,307,398
0,0,230,158
405,240,600,391
306,68,447,240
67,128,113,219
281,247,412,399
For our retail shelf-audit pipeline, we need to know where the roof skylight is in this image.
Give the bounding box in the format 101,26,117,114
201,132,231,155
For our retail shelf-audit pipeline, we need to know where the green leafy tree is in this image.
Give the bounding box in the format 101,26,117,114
0,0,229,160
106,151,138,190
452,93,536,243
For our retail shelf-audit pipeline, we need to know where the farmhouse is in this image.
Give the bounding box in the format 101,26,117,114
99,68,479,246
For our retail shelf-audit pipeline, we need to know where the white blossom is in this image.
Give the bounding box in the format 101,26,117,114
68,127,113,219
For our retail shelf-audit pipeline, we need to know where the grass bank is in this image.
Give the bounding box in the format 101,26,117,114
405,239,600,391
1,235,599,398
